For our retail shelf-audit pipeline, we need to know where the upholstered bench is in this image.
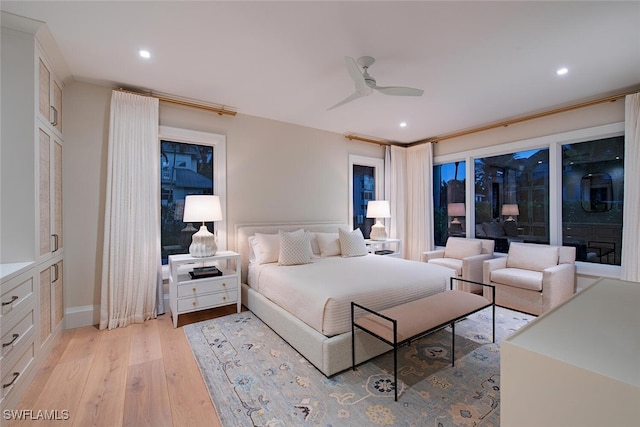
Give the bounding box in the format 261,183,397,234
351,278,495,400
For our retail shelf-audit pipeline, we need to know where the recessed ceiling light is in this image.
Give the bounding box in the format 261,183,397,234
556,67,568,76
399,122,407,128
139,49,151,59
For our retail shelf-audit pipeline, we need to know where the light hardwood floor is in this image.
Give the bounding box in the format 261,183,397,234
5,306,238,427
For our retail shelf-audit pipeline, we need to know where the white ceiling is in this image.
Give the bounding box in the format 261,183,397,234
2,1,639,143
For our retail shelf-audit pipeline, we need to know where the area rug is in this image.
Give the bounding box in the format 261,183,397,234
184,306,533,427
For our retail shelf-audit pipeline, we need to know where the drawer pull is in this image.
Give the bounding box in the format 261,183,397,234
2,296,19,306
192,288,196,292
222,283,226,287
3,334,19,348
3,372,19,389
222,296,226,301
192,302,196,307
50,106,58,127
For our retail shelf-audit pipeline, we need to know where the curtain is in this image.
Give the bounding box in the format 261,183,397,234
405,143,434,261
386,146,407,256
621,92,640,282
99,90,160,330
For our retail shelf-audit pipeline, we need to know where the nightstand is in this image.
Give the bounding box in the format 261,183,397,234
364,239,402,258
168,251,240,328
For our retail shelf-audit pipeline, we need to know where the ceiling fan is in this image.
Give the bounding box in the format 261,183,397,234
328,56,424,110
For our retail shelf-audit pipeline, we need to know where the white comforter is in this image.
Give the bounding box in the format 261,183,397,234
248,254,455,336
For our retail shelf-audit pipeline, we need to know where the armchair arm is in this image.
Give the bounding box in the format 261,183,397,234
423,249,445,262
461,253,494,283
541,263,576,309
483,257,507,284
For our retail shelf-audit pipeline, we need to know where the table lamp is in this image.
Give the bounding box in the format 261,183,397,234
366,200,391,241
183,195,223,257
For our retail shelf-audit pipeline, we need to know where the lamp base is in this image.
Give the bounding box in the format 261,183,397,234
189,225,217,257
370,221,388,241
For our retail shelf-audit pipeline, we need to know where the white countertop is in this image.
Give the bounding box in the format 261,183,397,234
506,277,640,387
0,261,35,282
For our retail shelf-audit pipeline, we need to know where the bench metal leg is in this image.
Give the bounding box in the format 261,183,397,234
451,321,455,367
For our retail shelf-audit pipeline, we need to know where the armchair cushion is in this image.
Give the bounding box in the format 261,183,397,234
428,258,463,276
444,238,482,259
490,268,543,292
506,243,559,272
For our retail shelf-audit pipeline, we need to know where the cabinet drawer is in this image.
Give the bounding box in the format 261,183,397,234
1,338,35,402
1,308,35,362
1,273,34,319
177,290,237,312
176,276,238,298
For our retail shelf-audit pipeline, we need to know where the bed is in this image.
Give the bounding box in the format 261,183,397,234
236,222,456,376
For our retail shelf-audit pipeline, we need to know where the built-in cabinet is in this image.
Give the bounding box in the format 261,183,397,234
1,13,66,411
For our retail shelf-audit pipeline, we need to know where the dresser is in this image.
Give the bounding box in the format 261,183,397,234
501,277,640,427
168,251,241,328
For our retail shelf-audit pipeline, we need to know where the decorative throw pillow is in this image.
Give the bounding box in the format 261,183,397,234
338,228,368,257
254,232,282,264
278,230,312,266
315,232,341,257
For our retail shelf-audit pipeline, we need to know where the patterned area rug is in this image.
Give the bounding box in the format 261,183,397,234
184,306,533,426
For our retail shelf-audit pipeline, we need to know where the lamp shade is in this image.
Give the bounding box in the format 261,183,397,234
183,195,223,223
447,203,466,217
366,200,391,219
501,204,520,217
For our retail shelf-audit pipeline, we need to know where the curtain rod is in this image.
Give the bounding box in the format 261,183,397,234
407,88,638,146
114,88,237,116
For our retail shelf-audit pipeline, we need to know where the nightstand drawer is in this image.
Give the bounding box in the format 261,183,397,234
1,307,35,361
177,290,238,312
176,276,238,298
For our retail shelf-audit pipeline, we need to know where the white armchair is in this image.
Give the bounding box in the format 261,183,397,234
483,242,576,316
423,237,495,293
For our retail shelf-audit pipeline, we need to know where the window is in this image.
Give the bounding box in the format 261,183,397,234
349,155,384,238
159,126,226,264
433,122,624,271
474,149,549,252
562,136,623,265
433,161,466,246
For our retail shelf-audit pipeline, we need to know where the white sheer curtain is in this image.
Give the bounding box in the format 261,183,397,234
99,90,160,330
385,146,407,256
404,143,435,261
621,92,640,282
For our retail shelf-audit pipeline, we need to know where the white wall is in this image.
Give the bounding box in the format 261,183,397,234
63,81,383,326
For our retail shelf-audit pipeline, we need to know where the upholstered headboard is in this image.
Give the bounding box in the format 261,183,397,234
235,222,348,283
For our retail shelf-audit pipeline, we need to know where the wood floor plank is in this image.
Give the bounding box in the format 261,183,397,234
128,319,162,366
123,358,172,427
157,313,222,427
70,326,131,427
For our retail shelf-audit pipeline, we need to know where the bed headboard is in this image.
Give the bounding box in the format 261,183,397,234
235,222,348,282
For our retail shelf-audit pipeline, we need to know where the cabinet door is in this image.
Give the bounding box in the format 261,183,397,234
52,261,63,328
39,267,51,344
38,127,51,259
38,127,63,261
37,55,63,133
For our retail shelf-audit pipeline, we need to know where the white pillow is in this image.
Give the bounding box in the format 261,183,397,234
444,238,482,259
278,230,312,266
338,228,368,257
254,233,280,264
507,244,559,272
248,235,260,263
315,232,341,257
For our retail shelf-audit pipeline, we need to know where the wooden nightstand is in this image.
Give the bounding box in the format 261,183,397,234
364,239,402,258
168,251,240,328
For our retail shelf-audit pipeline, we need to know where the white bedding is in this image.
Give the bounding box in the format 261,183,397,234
248,254,455,336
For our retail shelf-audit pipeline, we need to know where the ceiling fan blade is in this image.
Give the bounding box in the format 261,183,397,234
327,91,367,110
345,56,368,92
373,86,424,96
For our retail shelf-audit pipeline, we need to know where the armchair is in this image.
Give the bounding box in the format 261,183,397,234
423,237,495,293
483,243,576,316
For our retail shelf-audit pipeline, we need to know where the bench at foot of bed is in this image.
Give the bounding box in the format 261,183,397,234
351,278,495,401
